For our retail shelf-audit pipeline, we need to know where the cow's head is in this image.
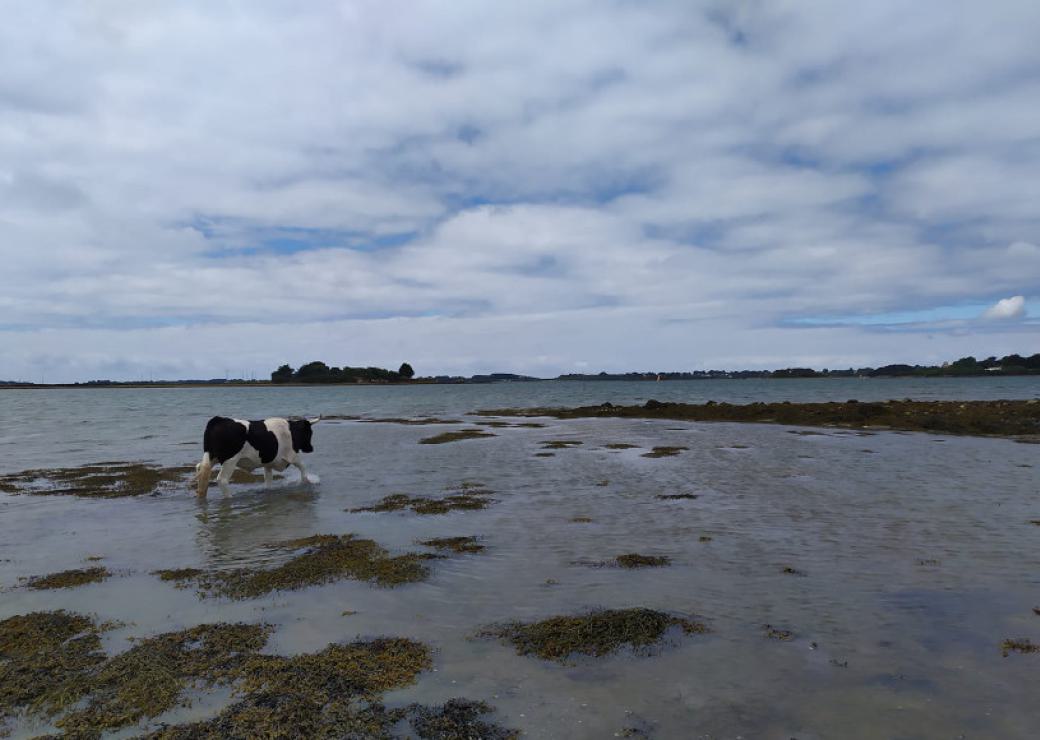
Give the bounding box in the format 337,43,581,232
289,417,318,453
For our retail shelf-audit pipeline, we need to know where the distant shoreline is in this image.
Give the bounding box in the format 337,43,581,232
3,374,1039,390
479,398,1040,439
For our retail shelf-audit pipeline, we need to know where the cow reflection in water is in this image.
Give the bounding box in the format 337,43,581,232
194,480,322,569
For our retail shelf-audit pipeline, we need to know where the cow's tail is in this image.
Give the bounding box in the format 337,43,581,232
194,453,213,496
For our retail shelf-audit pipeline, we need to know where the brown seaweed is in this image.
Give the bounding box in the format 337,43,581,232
480,608,708,663
419,429,496,444
0,462,193,498
476,399,1040,439
24,567,111,590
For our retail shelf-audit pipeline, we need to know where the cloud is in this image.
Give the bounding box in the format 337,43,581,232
982,295,1026,321
1,1,1039,380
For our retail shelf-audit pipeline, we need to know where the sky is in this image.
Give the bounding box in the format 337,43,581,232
1,0,1038,382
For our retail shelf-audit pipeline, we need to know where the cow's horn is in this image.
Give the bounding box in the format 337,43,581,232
307,415,322,425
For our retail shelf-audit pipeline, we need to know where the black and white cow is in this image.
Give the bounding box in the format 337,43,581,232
194,416,319,496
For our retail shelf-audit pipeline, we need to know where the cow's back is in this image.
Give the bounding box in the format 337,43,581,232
203,416,248,463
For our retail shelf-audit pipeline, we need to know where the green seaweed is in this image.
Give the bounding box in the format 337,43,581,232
0,462,193,498
780,566,806,576
419,429,496,444
481,608,708,663
605,443,639,450
656,493,698,500
24,567,110,590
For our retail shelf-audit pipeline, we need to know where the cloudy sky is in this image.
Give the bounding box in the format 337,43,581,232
2,1,1038,381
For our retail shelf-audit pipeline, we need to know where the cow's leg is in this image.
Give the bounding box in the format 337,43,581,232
263,466,273,488
216,454,240,496
292,458,310,485
194,453,214,497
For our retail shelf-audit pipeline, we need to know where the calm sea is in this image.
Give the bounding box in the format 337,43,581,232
1,377,1038,738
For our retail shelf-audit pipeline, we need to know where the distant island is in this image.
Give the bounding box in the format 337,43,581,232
559,353,1040,381
1,353,1037,388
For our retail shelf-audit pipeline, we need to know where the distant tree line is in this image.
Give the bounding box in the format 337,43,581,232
866,353,1040,377
271,361,415,384
559,353,1040,380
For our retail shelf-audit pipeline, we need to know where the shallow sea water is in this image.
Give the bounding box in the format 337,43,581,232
1,379,1039,738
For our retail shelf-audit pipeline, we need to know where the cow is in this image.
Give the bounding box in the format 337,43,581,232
193,415,320,496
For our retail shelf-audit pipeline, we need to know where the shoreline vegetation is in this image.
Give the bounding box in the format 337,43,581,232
3,353,1039,388
477,399,1040,439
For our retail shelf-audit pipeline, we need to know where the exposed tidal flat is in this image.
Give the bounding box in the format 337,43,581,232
1,379,1039,738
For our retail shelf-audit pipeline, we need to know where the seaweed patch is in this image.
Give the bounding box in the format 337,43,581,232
1,611,457,739
0,610,109,723
57,622,272,736
155,535,436,598
419,536,485,554
0,462,193,498
152,568,205,587
540,440,583,450
615,553,671,568
146,638,432,739
352,489,495,515
476,399,1040,439
656,493,698,500
641,447,688,458
1001,638,1040,657
419,429,496,444
763,624,794,641
406,698,519,740
24,566,111,590
480,608,708,663
362,417,463,425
